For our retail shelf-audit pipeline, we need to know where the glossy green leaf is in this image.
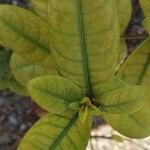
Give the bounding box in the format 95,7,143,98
0,5,54,69
117,0,132,34
102,96,150,138
18,113,91,150
30,0,46,20
47,1,119,100
28,75,83,114
100,86,148,114
11,53,57,86
117,39,150,85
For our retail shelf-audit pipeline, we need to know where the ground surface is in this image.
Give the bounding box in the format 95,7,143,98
0,92,37,150
0,0,150,150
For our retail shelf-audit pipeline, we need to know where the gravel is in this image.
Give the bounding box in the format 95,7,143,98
87,126,150,150
0,91,38,150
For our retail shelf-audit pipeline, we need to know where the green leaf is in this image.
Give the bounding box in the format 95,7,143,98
79,97,91,123
100,77,126,95
140,1,150,34
117,39,128,64
47,1,119,100
70,102,80,110
0,49,12,90
0,5,54,69
0,49,11,77
100,86,148,114
140,0,150,18
142,18,150,34
79,107,88,123
8,77,29,96
0,48,27,95
116,0,131,64
18,113,91,150
117,0,132,34
70,97,101,117
28,75,83,114
112,135,124,143
11,53,57,86
88,105,102,116
30,0,46,20
114,39,150,138
102,97,150,138
117,39,150,85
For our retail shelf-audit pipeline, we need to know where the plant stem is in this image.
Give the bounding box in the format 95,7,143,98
91,135,112,139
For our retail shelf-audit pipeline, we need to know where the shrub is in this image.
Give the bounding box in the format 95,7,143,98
0,0,149,149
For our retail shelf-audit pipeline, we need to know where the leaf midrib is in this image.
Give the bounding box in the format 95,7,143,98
29,84,73,104
49,113,78,150
76,0,93,97
0,16,50,53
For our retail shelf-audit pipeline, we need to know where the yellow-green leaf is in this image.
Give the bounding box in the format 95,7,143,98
8,77,29,96
142,18,150,34
117,0,132,34
70,102,80,110
28,75,83,114
30,0,46,20
0,5,54,69
117,39,128,64
100,77,126,95
10,53,57,86
18,113,91,150
47,1,119,100
79,107,88,123
102,97,150,138
114,39,150,138
100,86,148,114
116,0,131,64
140,1,150,34
140,0,150,18
117,39,150,85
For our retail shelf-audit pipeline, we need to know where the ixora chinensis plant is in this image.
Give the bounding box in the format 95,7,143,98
0,0,150,149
